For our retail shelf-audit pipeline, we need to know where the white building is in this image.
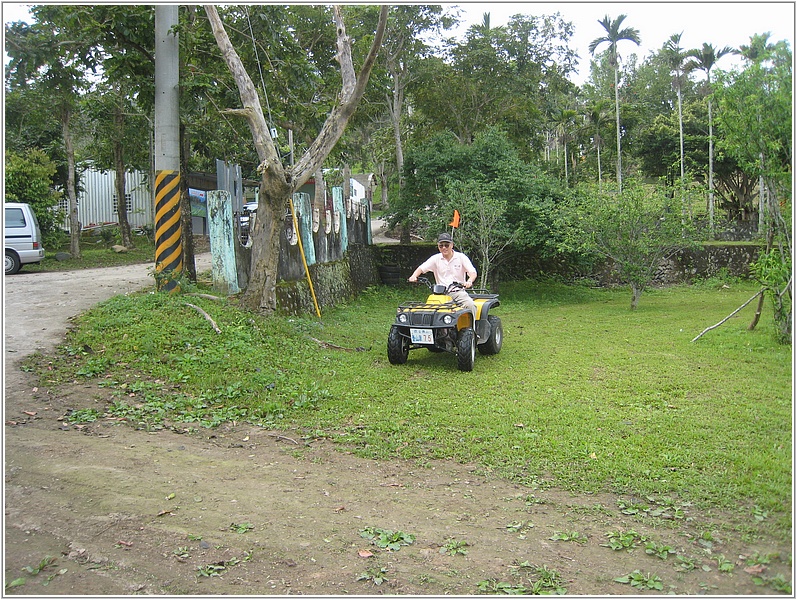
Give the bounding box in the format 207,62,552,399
61,166,153,231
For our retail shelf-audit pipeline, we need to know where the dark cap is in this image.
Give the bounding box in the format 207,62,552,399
437,232,453,243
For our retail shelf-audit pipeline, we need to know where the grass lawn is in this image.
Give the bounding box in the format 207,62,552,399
24,231,158,272
34,276,792,540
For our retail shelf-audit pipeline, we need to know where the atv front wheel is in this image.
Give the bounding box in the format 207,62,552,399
456,328,476,372
478,315,503,355
387,326,409,364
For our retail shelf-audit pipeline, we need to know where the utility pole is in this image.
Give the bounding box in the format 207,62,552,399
154,5,182,291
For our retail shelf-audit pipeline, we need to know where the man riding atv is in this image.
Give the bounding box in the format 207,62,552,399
408,232,478,324
389,232,503,371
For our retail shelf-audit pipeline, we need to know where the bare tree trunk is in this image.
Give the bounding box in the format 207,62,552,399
630,283,642,310
400,220,411,244
749,228,774,330
205,4,387,313
61,106,81,259
388,63,404,190
596,141,602,190
113,104,133,249
748,291,766,330
613,65,623,192
380,178,389,207
707,97,715,237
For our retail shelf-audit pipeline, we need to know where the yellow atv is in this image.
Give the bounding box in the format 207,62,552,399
387,277,503,372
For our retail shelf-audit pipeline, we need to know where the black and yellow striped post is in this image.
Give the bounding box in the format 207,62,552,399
154,169,182,292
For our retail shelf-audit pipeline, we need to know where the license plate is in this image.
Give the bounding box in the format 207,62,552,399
410,328,434,344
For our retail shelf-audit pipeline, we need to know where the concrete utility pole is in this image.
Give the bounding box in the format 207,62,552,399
154,5,182,291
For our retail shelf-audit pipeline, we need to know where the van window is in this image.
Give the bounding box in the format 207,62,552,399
5,207,26,228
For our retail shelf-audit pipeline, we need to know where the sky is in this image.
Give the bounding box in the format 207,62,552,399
453,2,795,85
3,2,794,85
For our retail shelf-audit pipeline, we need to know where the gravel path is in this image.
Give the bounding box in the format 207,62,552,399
4,253,211,364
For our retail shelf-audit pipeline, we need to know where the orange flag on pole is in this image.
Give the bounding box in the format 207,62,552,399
449,209,460,228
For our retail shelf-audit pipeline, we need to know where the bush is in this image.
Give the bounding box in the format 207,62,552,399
5,148,65,247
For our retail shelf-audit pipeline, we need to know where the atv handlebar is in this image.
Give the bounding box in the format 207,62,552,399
415,276,466,293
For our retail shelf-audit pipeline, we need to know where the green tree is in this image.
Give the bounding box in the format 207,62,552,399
633,98,707,186
81,83,152,249
440,179,518,290
685,43,735,235
380,5,455,192
582,98,612,189
715,38,791,213
561,181,698,310
76,5,154,250
5,7,99,259
410,11,576,160
5,148,65,246
401,127,563,281
4,85,64,163
715,37,792,340
735,32,781,233
588,14,640,191
751,244,792,344
662,33,687,187
549,107,578,185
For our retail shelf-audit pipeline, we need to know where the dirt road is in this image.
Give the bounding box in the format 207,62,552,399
4,255,211,360
3,256,789,595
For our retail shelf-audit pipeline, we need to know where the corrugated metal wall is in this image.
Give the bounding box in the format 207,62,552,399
61,168,153,231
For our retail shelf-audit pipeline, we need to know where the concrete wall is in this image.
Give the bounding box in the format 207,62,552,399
236,194,374,315
275,243,379,315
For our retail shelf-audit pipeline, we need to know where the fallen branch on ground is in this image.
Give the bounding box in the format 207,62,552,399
186,293,225,301
309,336,368,352
691,288,765,342
268,433,299,445
185,302,221,334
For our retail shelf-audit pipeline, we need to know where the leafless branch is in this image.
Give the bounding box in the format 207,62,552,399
691,288,765,342
185,302,221,334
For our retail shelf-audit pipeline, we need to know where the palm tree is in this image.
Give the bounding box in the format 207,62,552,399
739,32,776,234
551,107,578,185
739,32,775,64
589,14,640,191
685,42,735,235
584,99,612,190
663,33,687,187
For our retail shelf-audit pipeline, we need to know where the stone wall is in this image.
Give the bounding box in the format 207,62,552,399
258,242,763,315
375,242,764,287
668,244,762,282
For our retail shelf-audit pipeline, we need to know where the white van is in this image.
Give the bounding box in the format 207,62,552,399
5,202,45,274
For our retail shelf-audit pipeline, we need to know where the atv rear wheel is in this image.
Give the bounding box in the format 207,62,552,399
387,326,409,364
478,315,503,355
456,328,476,372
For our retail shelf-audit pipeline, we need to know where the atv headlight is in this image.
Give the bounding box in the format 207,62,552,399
398,313,408,323
443,314,453,324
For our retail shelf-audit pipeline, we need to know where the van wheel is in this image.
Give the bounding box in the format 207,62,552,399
5,251,21,275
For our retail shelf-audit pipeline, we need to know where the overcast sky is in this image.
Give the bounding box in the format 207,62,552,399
3,2,794,85
453,2,795,85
